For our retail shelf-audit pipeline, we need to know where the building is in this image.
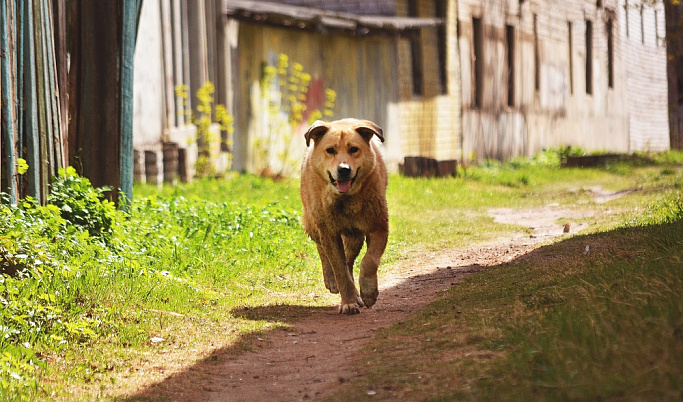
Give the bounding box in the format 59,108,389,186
132,0,671,182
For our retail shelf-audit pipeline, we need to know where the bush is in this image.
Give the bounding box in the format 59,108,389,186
48,167,117,240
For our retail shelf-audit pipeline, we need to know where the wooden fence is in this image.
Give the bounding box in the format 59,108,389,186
1,0,66,204
1,0,141,206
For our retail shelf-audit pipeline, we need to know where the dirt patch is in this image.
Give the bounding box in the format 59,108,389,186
123,205,589,401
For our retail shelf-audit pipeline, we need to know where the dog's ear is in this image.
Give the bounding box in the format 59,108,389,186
305,120,329,147
355,120,384,143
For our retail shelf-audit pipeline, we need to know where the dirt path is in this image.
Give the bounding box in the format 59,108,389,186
127,201,605,401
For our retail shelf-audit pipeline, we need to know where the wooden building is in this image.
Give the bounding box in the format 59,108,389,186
133,0,671,181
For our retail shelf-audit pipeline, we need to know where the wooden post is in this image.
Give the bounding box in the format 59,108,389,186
1,0,18,202
160,0,176,130
119,0,141,208
33,0,50,199
52,0,68,163
68,0,140,207
162,142,179,184
23,0,42,202
144,150,159,185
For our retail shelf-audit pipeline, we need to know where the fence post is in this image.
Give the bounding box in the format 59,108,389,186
1,0,17,203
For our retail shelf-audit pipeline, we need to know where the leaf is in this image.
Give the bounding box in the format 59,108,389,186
16,158,29,175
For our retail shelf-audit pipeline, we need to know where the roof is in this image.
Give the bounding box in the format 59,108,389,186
223,0,443,36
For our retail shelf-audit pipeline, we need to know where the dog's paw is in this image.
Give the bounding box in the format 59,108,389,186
360,289,378,309
338,303,361,315
360,277,379,308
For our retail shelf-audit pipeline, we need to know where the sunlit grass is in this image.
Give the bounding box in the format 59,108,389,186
332,167,683,401
1,151,681,399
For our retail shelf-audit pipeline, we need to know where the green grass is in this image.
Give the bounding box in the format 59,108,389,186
0,152,681,400
331,171,683,401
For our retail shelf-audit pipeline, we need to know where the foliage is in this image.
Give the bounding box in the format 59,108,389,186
0,153,681,399
1,171,315,399
47,167,117,240
507,146,585,169
175,82,234,177
16,159,28,176
0,184,121,398
255,53,336,177
332,167,683,401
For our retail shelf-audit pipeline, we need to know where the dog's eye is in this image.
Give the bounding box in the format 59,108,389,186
326,147,336,155
348,147,359,155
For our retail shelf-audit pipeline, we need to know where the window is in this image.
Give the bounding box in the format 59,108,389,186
586,19,593,95
435,0,448,94
472,16,484,107
534,14,540,92
408,0,424,96
568,21,574,95
506,25,515,107
640,4,645,44
625,0,630,38
654,9,660,46
607,18,614,88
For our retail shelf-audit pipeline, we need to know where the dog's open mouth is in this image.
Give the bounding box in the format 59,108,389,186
328,170,358,194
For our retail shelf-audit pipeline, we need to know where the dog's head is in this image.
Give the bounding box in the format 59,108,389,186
304,118,384,195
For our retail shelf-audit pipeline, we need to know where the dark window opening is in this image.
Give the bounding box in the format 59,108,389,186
568,21,574,95
607,18,614,88
472,16,484,108
586,19,593,95
640,4,645,44
408,0,424,96
409,31,424,96
435,0,448,95
655,10,659,46
625,0,630,38
506,25,515,107
534,14,540,92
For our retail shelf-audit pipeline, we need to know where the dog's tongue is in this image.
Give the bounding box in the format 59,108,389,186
336,180,352,193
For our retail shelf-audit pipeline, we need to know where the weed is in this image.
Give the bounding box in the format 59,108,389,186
332,161,683,401
255,53,336,177
1,153,681,399
48,167,117,240
175,82,234,177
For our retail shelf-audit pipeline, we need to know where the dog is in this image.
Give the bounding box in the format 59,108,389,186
300,118,389,315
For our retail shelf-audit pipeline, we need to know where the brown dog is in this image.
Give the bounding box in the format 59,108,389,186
300,118,389,315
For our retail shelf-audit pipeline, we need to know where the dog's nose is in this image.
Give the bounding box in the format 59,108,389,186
337,164,352,180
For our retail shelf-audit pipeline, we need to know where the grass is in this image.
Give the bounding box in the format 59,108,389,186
0,151,681,400
331,167,683,401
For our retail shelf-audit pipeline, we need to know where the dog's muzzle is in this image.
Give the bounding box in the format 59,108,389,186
329,163,356,194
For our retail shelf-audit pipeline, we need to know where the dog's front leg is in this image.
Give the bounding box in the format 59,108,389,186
359,229,388,308
314,242,338,293
322,234,363,314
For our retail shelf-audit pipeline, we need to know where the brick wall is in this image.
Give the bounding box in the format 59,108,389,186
395,0,462,161
456,0,668,159
620,0,670,151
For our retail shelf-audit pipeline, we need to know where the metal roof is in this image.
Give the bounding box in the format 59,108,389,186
223,0,443,36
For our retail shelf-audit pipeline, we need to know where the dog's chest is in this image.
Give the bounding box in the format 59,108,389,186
328,197,365,227
332,196,360,216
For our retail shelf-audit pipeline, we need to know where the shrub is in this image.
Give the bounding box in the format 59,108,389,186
48,167,117,240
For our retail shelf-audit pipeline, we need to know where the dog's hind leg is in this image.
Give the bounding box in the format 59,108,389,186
359,229,388,308
342,234,365,281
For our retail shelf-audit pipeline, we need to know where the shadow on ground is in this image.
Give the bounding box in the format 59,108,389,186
124,253,498,401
